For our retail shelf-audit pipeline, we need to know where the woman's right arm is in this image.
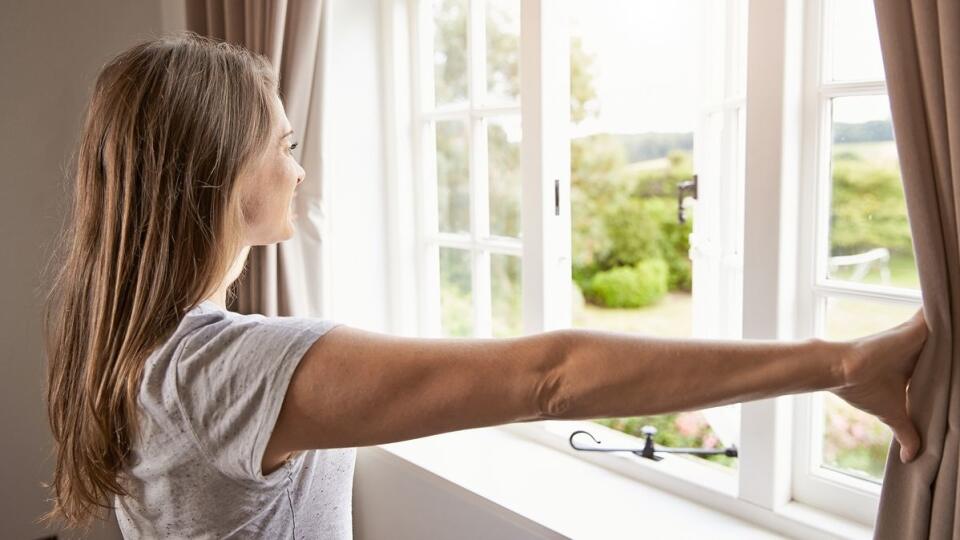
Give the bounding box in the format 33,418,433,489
265,311,925,471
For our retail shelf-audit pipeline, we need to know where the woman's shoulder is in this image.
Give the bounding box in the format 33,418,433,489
144,301,340,384
141,301,343,485
181,300,340,339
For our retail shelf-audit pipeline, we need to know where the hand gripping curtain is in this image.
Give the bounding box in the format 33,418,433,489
873,1,960,538
184,0,329,317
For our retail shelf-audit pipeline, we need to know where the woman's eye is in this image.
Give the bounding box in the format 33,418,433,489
288,141,299,152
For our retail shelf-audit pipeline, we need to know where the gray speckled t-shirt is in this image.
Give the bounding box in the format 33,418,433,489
115,299,356,539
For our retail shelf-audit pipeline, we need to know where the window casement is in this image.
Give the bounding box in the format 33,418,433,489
790,0,919,525
400,0,570,341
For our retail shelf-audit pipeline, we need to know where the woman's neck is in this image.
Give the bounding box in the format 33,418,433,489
206,290,228,310
204,245,251,310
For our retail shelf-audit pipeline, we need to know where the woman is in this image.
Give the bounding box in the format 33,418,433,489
42,33,927,538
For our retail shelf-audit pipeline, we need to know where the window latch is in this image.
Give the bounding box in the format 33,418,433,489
554,179,560,216
677,174,698,224
569,425,738,462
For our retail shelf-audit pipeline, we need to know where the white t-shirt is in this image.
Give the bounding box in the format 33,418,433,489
115,299,356,539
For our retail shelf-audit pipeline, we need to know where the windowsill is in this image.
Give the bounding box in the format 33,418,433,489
374,422,873,538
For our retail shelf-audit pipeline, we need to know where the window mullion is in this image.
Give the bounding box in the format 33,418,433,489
819,80,887,98
412,0,443,337
473,117,492,336
738,0,805,509
467,0,491,336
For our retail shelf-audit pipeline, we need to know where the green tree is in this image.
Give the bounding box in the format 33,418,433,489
570,35,599,123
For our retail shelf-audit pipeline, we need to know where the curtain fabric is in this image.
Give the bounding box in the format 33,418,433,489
184,0,329,317
873,1,960,538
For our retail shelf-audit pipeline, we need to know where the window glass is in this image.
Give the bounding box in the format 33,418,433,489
826,95,917,290
440,247,473,336
488,117,522,238
491,254,522,337
437,120,471,234
486,0,520,104
825,0,885,82
433,0,469,106
819,296,917,481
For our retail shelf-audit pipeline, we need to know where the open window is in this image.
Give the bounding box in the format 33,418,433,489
387,0,909,531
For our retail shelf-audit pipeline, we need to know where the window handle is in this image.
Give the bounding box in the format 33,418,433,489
677,174,698,224
569,426,738,462
554,179,560,216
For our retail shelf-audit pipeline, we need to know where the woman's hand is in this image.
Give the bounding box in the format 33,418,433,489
832,309,928,463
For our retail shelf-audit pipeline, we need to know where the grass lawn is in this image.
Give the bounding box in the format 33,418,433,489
829,252,920,290
833,140,899,169
573,291,692,337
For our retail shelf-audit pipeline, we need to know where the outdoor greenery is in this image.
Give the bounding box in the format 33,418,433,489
571,149,694,308
582,259,669,308
830,143,914,263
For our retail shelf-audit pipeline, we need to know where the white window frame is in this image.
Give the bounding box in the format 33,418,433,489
389,0,570,340
790,0,922,525
381,0,898,534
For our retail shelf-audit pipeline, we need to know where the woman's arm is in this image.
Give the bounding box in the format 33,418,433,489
540,331,845,419
265,310,925,474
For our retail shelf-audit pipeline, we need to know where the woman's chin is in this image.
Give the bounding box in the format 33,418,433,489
249,219,296,246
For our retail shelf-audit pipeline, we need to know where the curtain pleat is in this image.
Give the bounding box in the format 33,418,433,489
184,0,328,318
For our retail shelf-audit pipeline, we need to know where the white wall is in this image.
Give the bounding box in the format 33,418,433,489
353,446,563,539
0,2,169,538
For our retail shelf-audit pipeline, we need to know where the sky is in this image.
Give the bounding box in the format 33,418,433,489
568,0,887,136
570,0,700,136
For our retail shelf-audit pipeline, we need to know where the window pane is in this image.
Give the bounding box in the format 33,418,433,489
433,0,468,107
488,116,522,237
819,296,917,481
823,296,917,342
436,120,470,234
491,253,522,337
486,0,520,104
825,0,885,82
440,247,473,337
826,95,917,290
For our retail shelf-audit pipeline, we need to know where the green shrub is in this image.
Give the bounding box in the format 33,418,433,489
598,197,663,269
572,261,600,292
582,259,668,308
640,197,693,292
571,143,697,297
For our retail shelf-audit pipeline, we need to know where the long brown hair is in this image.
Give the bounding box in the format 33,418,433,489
41,32,278,530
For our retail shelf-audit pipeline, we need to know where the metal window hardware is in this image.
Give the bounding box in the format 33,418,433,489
554,179,560,216
569,425,738,462
677,174,698,224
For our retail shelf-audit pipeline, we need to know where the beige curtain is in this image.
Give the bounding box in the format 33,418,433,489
873,0,960,538
185,0,329,317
